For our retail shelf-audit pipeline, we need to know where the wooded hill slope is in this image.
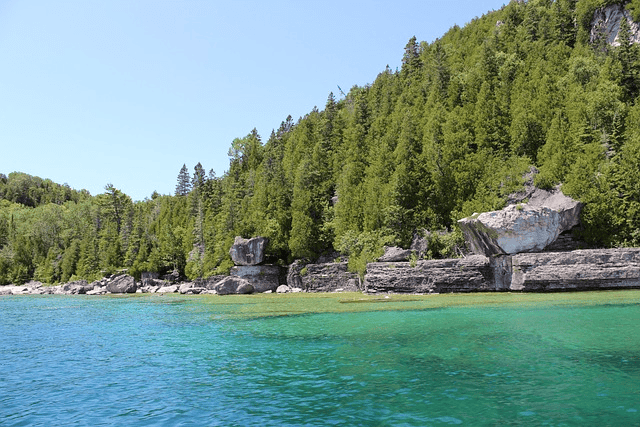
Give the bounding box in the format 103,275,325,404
3,0,640,284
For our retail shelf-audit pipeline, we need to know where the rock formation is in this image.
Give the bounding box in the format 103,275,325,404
511,249,640,291
527,187,583,233
229,236,268,266
365,256,500,294
458,188,582,256
364,248,640,294
591,4,640,46
378,246,413,262
459,205,561,256
226,236,282,293
213,276,254,295
230,265,281,293
63,280,94,295
106,274,137,294
287,260,359,292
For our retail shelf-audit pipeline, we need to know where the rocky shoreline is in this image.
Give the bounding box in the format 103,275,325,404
3,191,640,296
2,247,640,296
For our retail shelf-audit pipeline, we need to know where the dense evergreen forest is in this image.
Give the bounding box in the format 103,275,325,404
3,0,640,285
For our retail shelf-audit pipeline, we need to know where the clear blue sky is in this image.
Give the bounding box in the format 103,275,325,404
0,0,506,201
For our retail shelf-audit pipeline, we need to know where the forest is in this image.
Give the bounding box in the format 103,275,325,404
2,0,640,285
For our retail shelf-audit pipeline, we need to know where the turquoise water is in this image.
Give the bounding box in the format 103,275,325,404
1,294,639,426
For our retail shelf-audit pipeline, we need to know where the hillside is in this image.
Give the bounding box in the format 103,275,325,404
3,0,640,284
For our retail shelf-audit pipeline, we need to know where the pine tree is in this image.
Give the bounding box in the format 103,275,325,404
617,15,639,100
175,164,191,196
191,162,206,191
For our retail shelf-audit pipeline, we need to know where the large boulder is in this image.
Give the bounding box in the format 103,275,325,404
213,276,254,295
230,265,281,293
229,236,268,266
196,275,227,290
378,246,413,262
459,205,561,256
458,188,582,257
527,187,583,234
106,274,137,294
63,280,94,295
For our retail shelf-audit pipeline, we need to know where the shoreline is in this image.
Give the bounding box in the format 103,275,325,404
3,248,640,297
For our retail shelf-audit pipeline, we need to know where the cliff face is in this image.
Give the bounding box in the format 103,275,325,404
364,249,640,293
591,4,640,46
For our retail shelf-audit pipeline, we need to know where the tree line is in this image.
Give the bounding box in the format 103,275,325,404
3,0,640,285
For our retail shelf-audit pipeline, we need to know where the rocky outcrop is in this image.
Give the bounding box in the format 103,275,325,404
459,205,562,256
527,187,583,234
230,265,281,293
458,188,582,256
63,280,94,295
591,4,640,47
196,275,227,290
365,256,501,294
106,274,137,294
410,232,430,258
276,284,303,293
287,261,360,292
157,284,179,293
364,248,640,293
378,246,413,262
213,276,254,295
178,282,208,294
229,236,268,266
511,249,640,291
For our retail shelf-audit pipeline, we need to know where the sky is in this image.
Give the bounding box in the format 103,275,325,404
0,0,507,201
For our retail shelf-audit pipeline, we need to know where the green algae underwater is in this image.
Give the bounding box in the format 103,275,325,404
133,289,640,319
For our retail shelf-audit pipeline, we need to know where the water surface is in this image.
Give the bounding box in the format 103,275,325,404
1,291,639,426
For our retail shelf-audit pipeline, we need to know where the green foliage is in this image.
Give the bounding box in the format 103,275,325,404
424,229,466,260
4,2,640,284
336,229,395,279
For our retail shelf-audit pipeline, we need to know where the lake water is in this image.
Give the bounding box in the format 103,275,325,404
1,291,640,426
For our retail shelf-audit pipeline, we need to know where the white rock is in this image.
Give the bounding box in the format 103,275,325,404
459,205,560,256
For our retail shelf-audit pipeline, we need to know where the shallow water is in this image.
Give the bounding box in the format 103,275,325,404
1,291,640,426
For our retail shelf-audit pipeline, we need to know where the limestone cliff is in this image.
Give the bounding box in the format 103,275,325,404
591,4,640,46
